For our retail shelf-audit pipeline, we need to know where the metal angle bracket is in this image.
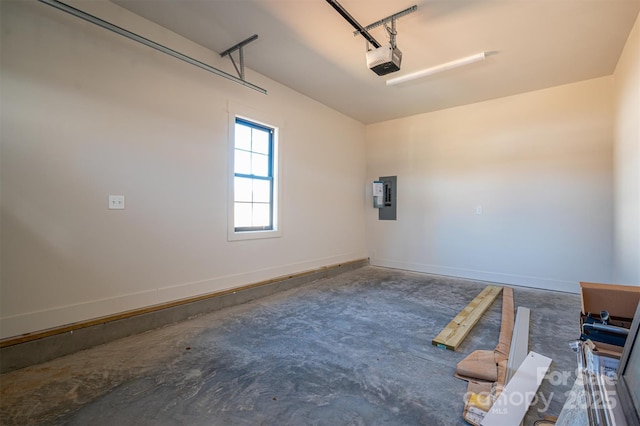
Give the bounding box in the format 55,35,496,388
354,5,418,36
220,34,258,81
354,5,417,48
37,0,267,94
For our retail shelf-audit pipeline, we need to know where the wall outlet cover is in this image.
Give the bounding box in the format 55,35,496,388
108,195,125,210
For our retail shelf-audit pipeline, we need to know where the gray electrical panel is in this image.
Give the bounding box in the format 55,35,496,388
378,175,397,221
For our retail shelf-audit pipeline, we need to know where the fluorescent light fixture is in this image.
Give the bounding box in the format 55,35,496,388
386,52,487,86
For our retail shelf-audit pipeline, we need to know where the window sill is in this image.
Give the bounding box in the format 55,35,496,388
227,229,282,242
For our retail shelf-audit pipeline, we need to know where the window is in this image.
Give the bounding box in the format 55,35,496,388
227,102,281,241
231,117,280,237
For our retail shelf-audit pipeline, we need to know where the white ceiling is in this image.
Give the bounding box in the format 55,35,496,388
112,0,640,124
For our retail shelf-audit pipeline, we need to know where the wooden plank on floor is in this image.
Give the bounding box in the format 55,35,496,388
432,285,503,351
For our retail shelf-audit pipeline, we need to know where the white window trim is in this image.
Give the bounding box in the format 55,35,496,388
227,101,282,241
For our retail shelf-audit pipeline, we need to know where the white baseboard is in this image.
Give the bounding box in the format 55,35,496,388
371,257,580,294
0,252,365,339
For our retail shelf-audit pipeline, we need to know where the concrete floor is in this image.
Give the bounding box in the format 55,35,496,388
0,266,582,425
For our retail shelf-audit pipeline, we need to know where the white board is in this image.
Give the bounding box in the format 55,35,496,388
506,306,531,383
481,351,552,426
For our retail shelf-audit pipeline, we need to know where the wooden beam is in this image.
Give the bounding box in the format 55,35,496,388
432,285,503,351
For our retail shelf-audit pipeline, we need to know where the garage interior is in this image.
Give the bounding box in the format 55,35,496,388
1,0,639,425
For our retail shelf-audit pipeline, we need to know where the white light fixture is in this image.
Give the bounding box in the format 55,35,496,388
386,52,487,86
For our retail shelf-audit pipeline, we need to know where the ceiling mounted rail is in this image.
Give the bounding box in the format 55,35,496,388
325,0,381,48
38,0,267,95
353,5,418,36
220,34,259,81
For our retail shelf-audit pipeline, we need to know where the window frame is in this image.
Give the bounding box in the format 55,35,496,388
227,102,282,241
233,118,274,232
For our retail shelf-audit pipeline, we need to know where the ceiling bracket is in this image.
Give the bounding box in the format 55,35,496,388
220,34,259,81
387,16,398,49
37,0,267,94
354,5,418,37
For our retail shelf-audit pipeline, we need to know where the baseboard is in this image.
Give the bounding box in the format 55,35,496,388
371,258,580,294
0,258,368,374
1,253,365,339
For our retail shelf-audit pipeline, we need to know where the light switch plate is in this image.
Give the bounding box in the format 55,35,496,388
108,195,125,210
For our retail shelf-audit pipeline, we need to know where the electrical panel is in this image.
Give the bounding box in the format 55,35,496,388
378,176,397,220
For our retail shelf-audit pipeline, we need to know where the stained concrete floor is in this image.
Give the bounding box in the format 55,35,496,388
0,266,582,425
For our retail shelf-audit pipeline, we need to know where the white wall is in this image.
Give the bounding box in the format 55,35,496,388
613,13,640,285
1,1,635,341
0,0,367,338
366,77,614,293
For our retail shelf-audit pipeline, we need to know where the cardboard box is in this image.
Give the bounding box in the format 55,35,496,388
580,282,640,319
584,342,621,378
591,341,624,358
579,282,640,356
